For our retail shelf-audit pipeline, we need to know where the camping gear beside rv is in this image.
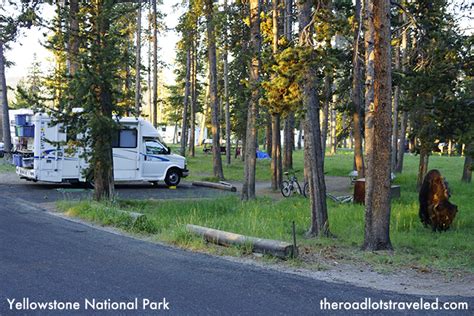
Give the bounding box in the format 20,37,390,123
14,112,188,187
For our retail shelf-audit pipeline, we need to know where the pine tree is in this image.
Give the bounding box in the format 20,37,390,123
362,0,393,251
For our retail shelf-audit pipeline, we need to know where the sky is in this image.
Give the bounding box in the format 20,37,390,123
4,0,184,88
2,0,472,90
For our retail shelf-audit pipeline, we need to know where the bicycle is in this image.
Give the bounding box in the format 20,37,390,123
281,170,309,198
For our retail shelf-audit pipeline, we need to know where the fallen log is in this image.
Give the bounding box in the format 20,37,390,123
192,181,237,192
186,224,296,259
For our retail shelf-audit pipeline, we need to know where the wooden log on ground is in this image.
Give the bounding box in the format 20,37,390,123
186,224,296,259
192,181,237,192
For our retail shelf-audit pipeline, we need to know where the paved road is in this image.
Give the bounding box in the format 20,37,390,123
1,197,472,315
0,172,234,203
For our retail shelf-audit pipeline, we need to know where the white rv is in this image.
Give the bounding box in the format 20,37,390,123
15,113,188,186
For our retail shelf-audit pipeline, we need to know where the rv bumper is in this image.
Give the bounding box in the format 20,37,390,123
16,166,37,180
181,168,189,178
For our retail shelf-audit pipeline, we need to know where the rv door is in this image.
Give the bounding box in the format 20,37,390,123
142,139,169,179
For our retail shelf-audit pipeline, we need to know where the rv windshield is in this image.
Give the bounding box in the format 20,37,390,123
144,138,170,155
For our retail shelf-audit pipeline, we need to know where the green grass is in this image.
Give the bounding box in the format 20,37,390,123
0,159,15,173
57,152,473,274
183,146,355,181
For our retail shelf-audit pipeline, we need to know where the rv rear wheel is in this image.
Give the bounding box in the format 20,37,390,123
165,168,181,186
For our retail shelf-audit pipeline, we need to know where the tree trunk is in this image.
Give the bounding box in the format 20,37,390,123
299,0,329,237
189,38,197,157
330,100,337,155
321,75,331,156
224,0,231,165
417,147,429,191
242,0,261,200
180,48,191,157
461,143,472,183
297,120,303,150
134,0,142,114
362,0,392,251
68,0,79,76
271,0,282,189
284,0,294,165
352,0,365,178
206,0,224,180
395,111,407,172
147,2,152,120
0,41,12,159
93,3,115,201
283,113,294,170
391,14,401,171
271,114,282,190
266,113,272,156
395,11,408,173
152,0,158,127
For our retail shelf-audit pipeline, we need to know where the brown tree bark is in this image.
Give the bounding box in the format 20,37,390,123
152,0,158,127
299,0,329,237
297,120,303,150
362,0,392,251
92,3,115,201
283,0,294,171
271,114,282,190
147,2,152,120
189,36,197,157
283,113,294,170
180,47,191,157
242,0,261,200
224,0,231,165
395,7,408,173
266,114,272,157
330,101,337,155
417,148,429,190
395,111,407,172
461,143,472,183
271,0,282,189
390,4,401,171
352,0,365,178
321,75,331,156
206,0,224,180
134,0,142,114
0,41,12,159
68,0,79,76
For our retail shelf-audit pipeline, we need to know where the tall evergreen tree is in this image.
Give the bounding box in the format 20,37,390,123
242,0,261,200
362,0,393,251
205,0,224,180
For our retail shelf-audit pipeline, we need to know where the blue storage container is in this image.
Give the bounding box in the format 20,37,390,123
15,115,31,126
15,125,34,137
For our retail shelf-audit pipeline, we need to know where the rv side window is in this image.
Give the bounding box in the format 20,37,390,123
112,129,137,148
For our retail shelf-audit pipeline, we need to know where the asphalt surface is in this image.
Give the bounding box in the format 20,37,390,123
0,173,235,203
0,177,473,315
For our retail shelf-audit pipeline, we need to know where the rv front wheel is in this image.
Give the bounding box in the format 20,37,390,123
165,168,181,186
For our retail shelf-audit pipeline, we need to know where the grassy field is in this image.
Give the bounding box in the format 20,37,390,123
58,149,473,274
184,146,354,181
0,159,15,173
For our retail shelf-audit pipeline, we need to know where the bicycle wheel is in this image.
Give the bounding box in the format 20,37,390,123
281,181,292,197
294,180,302,196
303,182,310,198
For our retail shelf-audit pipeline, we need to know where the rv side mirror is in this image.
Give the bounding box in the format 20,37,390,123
167,146,171,155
